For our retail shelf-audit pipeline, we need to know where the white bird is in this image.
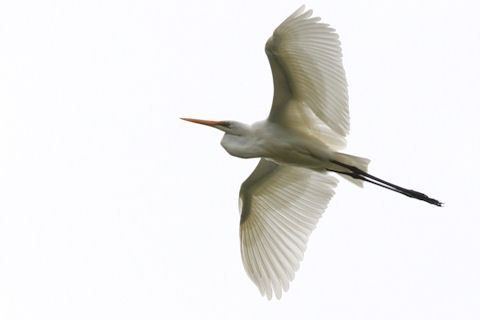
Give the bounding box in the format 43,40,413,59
182,6,442,299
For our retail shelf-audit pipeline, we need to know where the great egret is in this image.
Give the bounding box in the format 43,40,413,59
182,5,442,299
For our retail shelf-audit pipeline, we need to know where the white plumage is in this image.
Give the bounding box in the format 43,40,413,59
182,5,442,300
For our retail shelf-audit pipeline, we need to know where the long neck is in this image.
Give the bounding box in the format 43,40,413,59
220,131,263,159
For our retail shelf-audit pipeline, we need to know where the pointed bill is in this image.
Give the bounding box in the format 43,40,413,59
180,118,223,127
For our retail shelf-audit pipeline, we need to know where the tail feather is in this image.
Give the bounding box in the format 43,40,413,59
328,152,370,187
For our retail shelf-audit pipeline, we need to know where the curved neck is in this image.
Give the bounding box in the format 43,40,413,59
220,130,263,159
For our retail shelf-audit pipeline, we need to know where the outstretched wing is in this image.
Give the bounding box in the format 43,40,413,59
239,159,338,299
265,5,349,149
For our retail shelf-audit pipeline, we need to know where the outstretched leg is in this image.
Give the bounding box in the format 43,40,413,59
328,160,443,207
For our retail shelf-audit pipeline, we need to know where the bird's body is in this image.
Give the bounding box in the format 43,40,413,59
221,120,332,169
182,6,442,300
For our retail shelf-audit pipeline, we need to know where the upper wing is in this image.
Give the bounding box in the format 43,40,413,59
265,6,349,148
239,159,338,299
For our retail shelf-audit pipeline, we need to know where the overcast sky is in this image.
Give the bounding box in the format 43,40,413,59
1,0,479,319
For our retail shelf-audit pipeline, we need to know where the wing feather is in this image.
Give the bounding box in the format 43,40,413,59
239,159,338,299
265,6,349,149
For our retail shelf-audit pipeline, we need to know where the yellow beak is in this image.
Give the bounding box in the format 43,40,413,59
181,118,223,127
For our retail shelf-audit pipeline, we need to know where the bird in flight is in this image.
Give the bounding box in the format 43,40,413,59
182,5,442,299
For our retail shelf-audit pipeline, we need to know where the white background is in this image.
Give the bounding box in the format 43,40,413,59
1,0,479,319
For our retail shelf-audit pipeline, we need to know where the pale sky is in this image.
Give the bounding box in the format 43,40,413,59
1,0,479,319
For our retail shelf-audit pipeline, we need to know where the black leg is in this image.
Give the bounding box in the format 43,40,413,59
328,160,443,207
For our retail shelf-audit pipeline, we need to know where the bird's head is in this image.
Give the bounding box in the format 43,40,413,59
181,118,249,136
